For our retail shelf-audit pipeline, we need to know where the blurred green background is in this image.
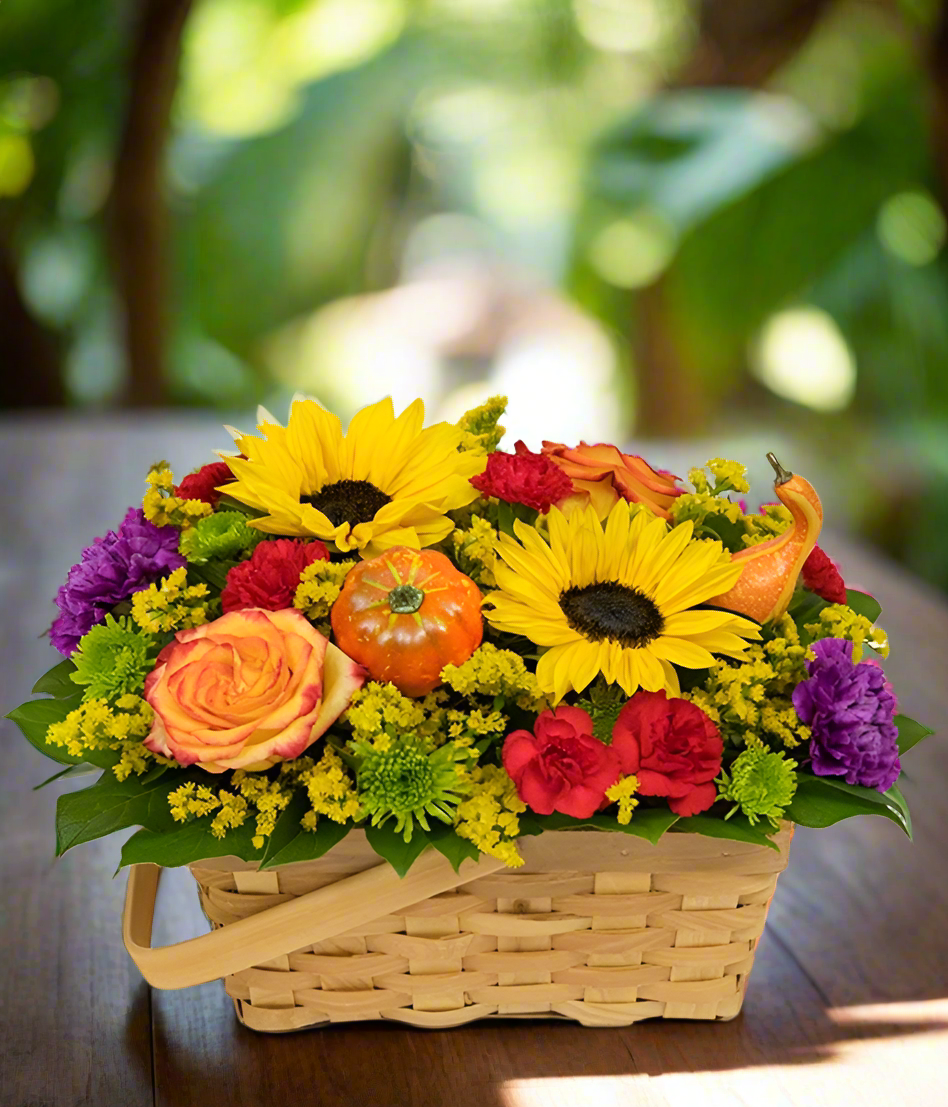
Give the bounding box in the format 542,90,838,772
3,0,948,589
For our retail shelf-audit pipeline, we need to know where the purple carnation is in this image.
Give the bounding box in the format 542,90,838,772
792,638,900,792
50,508,186,655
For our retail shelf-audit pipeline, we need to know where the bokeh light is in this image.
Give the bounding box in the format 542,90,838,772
877,190,946,267
588,209,677,288
752,307,857,413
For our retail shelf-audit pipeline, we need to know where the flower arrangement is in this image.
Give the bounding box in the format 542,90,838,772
9,396,933,878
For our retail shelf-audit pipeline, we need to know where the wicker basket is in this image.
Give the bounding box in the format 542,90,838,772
123,824,792,1031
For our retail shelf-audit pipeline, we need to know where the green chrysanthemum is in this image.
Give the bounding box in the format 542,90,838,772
70,616,158,702
716,746,798,829
351,735,472,842
178,510,261,563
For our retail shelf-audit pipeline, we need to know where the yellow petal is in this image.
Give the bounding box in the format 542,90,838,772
344,397,396,481
660,660,681,696
536,643,580,702
649,636,716,669
634,519,695,593
567,638,603,694
663,609,754,637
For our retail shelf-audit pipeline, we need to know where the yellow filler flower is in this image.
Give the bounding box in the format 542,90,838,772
485,502,760,701
222,397,485,557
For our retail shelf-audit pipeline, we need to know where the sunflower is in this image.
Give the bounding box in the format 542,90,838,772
484,501,760,701
221,397,485,557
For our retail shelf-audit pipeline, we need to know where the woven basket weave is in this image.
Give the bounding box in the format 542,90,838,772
124,824,792,1031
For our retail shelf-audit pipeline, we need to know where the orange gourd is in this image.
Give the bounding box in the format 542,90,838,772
706,453,823,624
331,546,483,698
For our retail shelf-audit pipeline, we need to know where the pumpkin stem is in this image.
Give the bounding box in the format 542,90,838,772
388,583,425,614
766,452,793,485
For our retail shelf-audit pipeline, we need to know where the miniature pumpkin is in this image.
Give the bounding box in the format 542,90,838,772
707,453,823,624
331,546,483,697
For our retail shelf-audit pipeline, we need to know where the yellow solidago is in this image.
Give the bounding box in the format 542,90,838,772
131,567,215,634
298,747,365,827
451,513,498,588
346,659,541,750
441,643,549,713
446,708,506,741
605,775,640,825
688,458,750,497
293,559,356,634
46,694,157,778
344,682,449,746
686,616,810,749
211,790,249,838
232,771,293,849
456,395,507,455
743,503,793,547
143,461,212,528
167,782,250,838
168,782,221,823
454,764,525,868
167,771,296,848
805,604,889,662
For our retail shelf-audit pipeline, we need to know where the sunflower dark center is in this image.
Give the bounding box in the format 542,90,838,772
301,479,391,528
559,581,664,648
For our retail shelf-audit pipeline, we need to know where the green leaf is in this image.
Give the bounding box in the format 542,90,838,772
787,587,829,629
257,790,310,869
364,823,431,877
120,820,264,869
426,823,481,872
672,812,779,850
699,513,747,553
895,714,935,756
516,812,545,838
188,560,236,592
887,782,912,840
528,808,680,846
32,659,80,698
591,89,813,233
665,77,927,367
616,808,680,844
7,699,91,766
845,589,882,623
259,817,351,870
214,494,264,519
786,773,912,838
495,502,517,538
33,764,99,790
55,766,180,856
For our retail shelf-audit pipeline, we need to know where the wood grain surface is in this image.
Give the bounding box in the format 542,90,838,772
2,416,947,1107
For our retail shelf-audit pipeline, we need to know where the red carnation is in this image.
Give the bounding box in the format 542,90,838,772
611,691,723,817
802,545,847,605
503,705,620,818
470,441,573,514
175,461,235,508
222,539,329,613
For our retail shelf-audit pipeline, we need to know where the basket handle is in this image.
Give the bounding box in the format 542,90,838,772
123,849,505,990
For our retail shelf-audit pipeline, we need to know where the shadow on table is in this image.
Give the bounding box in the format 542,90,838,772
132,858,948,1105
134,982,948,1107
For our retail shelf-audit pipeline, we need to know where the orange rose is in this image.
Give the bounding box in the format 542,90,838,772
541,441,683,520
143,608,365,773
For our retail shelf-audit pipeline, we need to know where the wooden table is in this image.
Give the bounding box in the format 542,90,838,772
2,416,947,1107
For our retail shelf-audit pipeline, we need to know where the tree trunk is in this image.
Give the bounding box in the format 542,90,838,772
633,0,835,438
109,0,193,407
679,0,838,88
0,236,64,407
928,2,948,214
